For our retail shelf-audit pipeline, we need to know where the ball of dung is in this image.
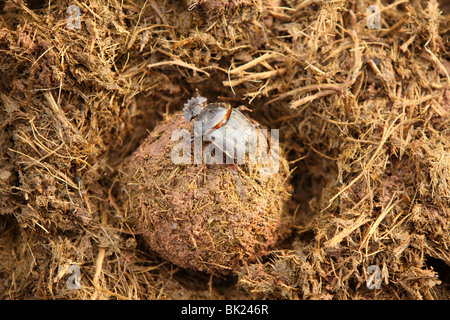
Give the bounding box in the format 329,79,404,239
122,113,291,275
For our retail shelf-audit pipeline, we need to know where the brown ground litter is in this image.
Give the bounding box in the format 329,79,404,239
0,0,449,299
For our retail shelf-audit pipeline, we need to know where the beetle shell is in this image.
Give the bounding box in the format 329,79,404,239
193,103,262,160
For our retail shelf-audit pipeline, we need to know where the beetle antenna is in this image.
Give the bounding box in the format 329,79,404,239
183,91,207,122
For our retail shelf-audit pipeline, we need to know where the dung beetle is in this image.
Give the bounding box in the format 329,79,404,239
183,91,272,197
183,91,271,164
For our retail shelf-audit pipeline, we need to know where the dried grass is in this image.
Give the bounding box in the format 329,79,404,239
0,0,449,299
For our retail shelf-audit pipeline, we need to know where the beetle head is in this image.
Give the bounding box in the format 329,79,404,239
183,93,207,122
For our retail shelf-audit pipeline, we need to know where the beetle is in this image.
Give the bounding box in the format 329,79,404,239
183,91,271,197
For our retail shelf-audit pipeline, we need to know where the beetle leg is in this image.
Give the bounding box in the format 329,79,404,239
237,105,252,112
228,163,246,199
253,123,271,154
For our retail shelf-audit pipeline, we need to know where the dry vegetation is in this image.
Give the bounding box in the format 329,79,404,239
0,0,449,299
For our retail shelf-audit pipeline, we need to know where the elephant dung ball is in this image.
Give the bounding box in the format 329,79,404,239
121,113,291,275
